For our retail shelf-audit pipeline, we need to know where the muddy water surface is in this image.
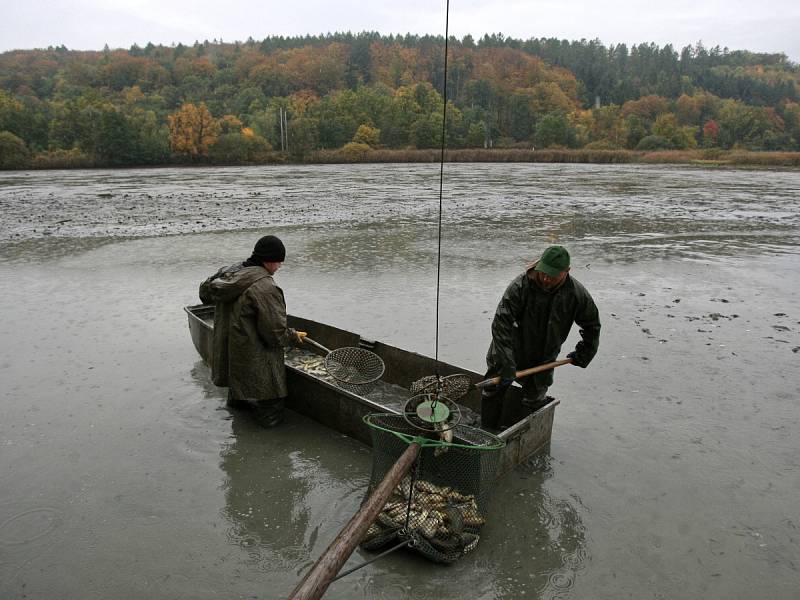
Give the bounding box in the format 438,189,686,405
1,163,799,599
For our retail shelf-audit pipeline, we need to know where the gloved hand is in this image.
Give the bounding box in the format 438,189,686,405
290,328,308,344
566,351,588,368
498,364,516,388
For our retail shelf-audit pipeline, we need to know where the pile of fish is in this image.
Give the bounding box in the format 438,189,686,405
286,350,327,375
362,477,486,559
285,349,336,383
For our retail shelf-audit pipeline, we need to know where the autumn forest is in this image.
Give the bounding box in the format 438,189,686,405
0,32,799,168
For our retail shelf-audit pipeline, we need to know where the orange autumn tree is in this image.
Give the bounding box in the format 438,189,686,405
168,102,220,158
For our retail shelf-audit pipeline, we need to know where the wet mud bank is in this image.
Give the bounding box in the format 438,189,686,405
1,163,799,599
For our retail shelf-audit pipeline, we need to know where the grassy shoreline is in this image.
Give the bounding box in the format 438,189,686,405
309,148,800,168
7,148,800,170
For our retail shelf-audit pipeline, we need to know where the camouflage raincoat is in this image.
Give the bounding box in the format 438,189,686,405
199,263,289,403
486,267,601,391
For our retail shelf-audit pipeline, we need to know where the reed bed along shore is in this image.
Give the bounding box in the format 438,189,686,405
7,148,800,170
310,148,800,167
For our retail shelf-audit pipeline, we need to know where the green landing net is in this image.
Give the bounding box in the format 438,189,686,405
361,413,505,564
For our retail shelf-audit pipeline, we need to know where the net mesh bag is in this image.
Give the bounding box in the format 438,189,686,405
360,413,505,564
324,347,385,395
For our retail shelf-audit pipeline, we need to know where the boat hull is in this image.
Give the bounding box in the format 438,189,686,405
184,304,557,474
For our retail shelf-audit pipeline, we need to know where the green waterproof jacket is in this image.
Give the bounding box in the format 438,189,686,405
199,263,289,402
486,268,601,389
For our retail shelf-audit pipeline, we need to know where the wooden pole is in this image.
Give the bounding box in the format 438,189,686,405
288,442,421,600
474,358,573,389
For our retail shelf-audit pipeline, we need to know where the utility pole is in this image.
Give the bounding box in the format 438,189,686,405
279,107,285,151
284,108,289,153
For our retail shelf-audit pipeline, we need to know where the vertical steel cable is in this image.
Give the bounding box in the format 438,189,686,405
434,0,451,377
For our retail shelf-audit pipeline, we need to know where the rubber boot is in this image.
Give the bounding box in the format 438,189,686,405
253,398,285,428
480,382,508,432
226,390,250,410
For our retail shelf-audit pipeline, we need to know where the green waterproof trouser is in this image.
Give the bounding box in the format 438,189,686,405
480,379,549,430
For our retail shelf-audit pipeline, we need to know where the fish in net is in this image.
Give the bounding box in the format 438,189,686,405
360,413,504,563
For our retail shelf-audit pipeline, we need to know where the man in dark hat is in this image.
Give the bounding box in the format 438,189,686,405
199,235,303,427
482,245,601,429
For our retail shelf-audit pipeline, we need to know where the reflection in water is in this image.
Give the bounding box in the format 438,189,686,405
481,451,589,600
213,393,373,590
190,361,223,399
218,413,312,571
330,448,589,600
188,358,315,573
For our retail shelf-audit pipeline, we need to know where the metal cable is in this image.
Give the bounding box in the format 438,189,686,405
434,0,450,379
330,539,411,582
402,457,421,531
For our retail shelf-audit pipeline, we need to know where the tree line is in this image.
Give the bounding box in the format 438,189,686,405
0,32,798,168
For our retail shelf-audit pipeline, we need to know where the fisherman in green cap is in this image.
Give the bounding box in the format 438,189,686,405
482,245,601,429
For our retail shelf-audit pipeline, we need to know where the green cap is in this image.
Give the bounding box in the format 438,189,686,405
534,246,570,277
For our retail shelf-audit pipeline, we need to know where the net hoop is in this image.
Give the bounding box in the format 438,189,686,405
363,413,505,451
324,346,385,394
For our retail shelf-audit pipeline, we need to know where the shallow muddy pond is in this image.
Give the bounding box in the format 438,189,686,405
1,163,798,599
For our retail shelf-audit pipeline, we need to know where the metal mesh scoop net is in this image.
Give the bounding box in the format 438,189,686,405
409,373,473,401
299,335,386,395
360,413,504,563
324,347,385,395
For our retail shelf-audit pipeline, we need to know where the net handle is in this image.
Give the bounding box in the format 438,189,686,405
476,359,572,388
300,335,332,355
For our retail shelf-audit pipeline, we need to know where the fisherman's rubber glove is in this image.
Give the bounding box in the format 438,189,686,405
566,351,588,368
290,329,308,344
499,364,517,387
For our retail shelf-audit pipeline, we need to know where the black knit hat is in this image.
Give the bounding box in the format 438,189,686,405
251,235,286,263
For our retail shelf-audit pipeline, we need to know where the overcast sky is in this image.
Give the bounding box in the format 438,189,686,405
2,0,799,61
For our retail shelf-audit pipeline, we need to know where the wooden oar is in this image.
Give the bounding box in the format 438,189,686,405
288,441,422,600
474,358,573,389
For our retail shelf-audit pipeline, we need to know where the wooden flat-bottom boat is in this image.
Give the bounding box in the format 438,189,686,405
184,304,558,475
